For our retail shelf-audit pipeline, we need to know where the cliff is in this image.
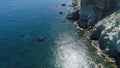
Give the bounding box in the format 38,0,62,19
79,0,118,28
91,8,120,67
67,0,120,67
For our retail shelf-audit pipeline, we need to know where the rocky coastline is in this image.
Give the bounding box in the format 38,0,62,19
67,0,120,67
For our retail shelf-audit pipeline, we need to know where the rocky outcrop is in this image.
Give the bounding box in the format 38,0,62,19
70,0,120,56
66,0,80,20
90,9,120,67
79,0,117,28
95,9,120,54
66,8,80,20
68,0,120,67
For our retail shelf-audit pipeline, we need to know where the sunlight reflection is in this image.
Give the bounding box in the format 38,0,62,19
54,33,92,68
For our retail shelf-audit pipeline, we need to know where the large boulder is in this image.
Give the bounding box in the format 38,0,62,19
78,0,117,28
90,25,105,40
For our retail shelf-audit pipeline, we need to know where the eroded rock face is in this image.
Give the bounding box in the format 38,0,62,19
79,0,117,28
69,0,120,66
66,9,79,20
71,0,120,55
72,0,80,6
66,0,80,20
91,9,120,57
90,25,105,40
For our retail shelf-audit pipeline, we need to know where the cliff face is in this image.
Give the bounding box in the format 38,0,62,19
68,0,120,67
78,0,120,67
90,8,120,67
93,9,120,54
69,0,120,53
79,0,117,28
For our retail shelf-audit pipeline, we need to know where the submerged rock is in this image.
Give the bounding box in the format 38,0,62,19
61,4,66,6
37,36,45,42
21,34,26,37
19,48,29,55
59,11,63,14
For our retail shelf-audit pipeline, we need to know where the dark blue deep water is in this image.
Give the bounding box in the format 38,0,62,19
0,0,109,68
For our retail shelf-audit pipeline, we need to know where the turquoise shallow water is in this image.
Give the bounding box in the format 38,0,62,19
0,0,110,68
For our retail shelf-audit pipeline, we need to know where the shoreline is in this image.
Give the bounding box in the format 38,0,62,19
75,22,117,68
79,28,117,67
66,0,118,67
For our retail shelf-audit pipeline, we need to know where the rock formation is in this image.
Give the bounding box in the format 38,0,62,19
79,0,117,28
94,9,120,54
68,0,120,67
91,8,120,67
66,0,80,20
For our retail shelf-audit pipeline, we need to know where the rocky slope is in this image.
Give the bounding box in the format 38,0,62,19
91,8,120,67
67,0,120,67
79,0,118,28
